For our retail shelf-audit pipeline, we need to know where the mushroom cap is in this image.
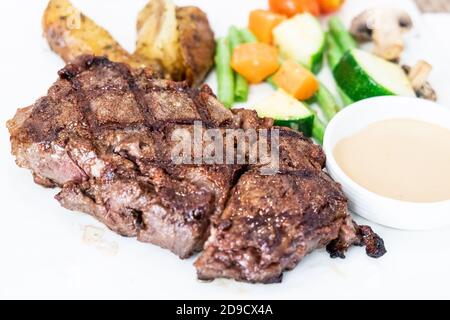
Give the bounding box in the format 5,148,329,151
350,8,413,42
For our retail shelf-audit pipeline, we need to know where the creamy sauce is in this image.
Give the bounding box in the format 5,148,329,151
333,119,450,203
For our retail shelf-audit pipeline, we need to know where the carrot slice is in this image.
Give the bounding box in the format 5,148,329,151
269,0,321,17
249,10,286,44
231,43,280,84
273,59,319,100
318,0,345,14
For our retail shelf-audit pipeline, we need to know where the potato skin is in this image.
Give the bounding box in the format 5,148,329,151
176,7,215,87
42,0,135,66
135,1,215,86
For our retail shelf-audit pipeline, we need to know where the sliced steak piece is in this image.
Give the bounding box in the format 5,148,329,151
195,169,384,283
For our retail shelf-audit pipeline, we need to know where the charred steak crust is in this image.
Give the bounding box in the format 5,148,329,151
7,55,385,281
195,169,349,283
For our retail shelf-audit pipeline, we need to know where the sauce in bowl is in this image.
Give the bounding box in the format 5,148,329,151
333,118,450,203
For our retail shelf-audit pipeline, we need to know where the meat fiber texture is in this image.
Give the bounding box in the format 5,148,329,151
7,56,385,283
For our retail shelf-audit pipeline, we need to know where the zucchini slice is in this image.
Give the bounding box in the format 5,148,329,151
333,49,415,102
253,89,314,137
273,13,325,74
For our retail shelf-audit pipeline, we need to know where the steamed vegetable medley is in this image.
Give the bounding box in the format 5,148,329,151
214,0,431,144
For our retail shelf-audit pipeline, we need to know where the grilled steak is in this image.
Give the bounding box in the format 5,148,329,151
7,55,385,282
196,170,350,283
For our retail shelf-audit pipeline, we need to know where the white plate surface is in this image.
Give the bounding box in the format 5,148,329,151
1,0,450,299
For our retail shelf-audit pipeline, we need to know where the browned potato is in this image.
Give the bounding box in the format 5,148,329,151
176,6,215,87
42,0,135,66
135,0,215,85
42,0,215,86
134,0,185,80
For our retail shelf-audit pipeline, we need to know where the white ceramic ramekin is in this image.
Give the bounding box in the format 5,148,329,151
323,96,450,230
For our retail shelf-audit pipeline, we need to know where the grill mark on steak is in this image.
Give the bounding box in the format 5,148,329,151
69,76,98,135
188,88,212,123
63,56,149,132
117,60,156,128
7,55,385,282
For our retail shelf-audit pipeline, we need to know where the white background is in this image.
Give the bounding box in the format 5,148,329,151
0,0,449,299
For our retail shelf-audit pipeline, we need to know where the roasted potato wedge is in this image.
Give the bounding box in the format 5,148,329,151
43,0,134,66
42,0,215,86
135,0,215,86
135,0,215,85
135,0,184,80
176,6,215,87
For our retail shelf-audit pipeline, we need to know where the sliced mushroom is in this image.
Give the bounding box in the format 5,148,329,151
350,8,413,61
402,60,437,101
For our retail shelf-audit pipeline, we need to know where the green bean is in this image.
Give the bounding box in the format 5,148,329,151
325,32,343,70
315,83,341,122
215,37,234,108
328,17,357,53
312,116,326,145
238,28,258,43
306,106,326,145
228,26,249,102
228,26,242,51
234,76,250,102
326,20,356,107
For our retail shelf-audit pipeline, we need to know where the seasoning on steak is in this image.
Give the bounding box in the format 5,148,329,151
195,169,385,283
7,55,385,282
